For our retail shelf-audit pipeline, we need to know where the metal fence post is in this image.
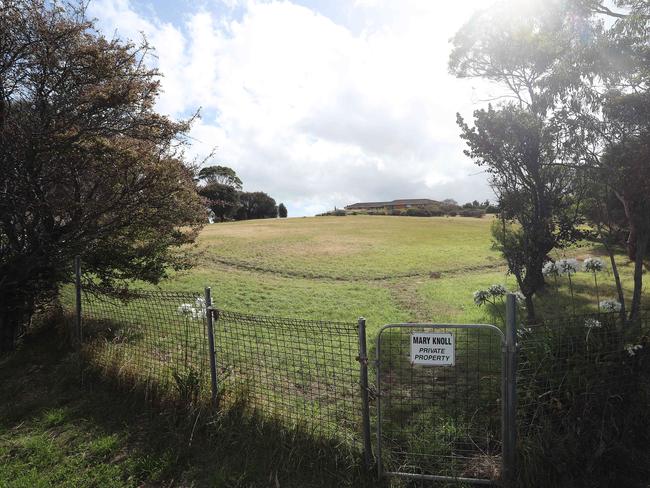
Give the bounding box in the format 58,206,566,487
74,256,82,348
357,317,373,468
205,287,219,408
502,294,518,486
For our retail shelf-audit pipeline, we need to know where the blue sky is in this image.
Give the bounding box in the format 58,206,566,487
88,0,500,216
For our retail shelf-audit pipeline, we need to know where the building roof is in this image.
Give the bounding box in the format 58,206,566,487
344,198,436,209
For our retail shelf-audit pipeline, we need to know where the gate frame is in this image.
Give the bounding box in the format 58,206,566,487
375,321,515,486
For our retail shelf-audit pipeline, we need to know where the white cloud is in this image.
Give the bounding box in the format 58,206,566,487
88,0,496,216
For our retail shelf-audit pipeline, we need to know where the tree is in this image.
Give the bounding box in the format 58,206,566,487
278,203,288,218
198,165,243,190
198,183,240,222
235,192,277,220
600,132,650,322
456,106,582,320
450,0,586,321
0,1,206,350
556,1,650,322
596,30,650,322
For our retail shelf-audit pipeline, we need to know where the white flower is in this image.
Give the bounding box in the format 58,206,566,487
625,344,643,357
473,290,490,306
584,318,602,329
542,261,560,277
193,297,207,319
488,284,507,297
177,303,194,316
600,299,622,313
513,291,526,304
558,259,580,275
583,257,604,273
517,326,532,339
178,299,207,320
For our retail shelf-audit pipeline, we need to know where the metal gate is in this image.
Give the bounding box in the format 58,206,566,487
375,314,517,485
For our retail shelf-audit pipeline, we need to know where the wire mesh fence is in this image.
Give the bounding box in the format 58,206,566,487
517,311,650,438
211,309,361,440
75,283,650,482
79,289,363,441
374,325,504,482
80,290,210,401
514,311,650,485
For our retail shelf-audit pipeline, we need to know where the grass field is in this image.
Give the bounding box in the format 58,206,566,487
0,335,369,488
7,216,644,487
4,215,649,487
157,215,642,330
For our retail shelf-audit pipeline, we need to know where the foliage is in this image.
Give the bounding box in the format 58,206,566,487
450,1,592,321
458,105,583,321
0,334,373,487
404,207,431,217
517,313,650,487
197,165,243,190
472,284,522,325
234,191,277,220
458,208,485,218
195,166,284,222
198,183,239,222
0,0,205,350
171,366,202,406
317,209,346,216
546,0,650,322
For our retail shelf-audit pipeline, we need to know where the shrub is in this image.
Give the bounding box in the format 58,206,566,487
459,209,485,218
517,314,650,487
405,208,430,217
316,209,346,217
424,206,445,216
440,202,461,214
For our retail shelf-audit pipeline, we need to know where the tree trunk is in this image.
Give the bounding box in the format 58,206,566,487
629,232,648,324
605,244,626,324
514,267,538,324
524,295,537,324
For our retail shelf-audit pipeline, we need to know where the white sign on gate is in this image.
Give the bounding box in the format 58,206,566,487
410,332,455,366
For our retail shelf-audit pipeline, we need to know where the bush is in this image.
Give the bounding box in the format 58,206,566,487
316,209,346,217
517,314,650,487
440,202,461,214
459,209,485,218
422,205,445,216
405,208,430,217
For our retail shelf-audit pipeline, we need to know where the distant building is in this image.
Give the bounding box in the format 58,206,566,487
344,198,437,212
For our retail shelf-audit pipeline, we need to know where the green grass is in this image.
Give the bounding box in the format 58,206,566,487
0,336,374,487
157,215,641,327
62,215,640,330
194,215,501,280
42,215,649,486
69,215,644,435
157,265,410,331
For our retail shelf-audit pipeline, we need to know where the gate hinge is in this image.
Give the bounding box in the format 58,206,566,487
356,355,369,366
